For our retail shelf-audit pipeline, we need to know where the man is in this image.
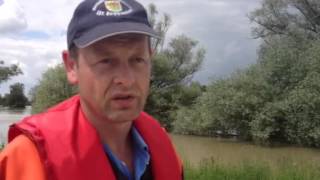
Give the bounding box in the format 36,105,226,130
0,0,183,179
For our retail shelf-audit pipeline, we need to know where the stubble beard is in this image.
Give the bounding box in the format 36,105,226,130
101,95,147,124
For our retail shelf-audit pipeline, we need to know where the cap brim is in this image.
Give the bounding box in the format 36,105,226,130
73,22,160,48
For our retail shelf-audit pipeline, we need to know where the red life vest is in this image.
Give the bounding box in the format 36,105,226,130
8,95,182,180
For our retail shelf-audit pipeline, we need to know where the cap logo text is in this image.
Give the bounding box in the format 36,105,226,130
93,0,132,17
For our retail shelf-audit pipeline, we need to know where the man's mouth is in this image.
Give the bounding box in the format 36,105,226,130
113,95,134,100
111,94,136,108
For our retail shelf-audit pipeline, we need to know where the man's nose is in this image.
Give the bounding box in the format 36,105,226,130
113,63,135,87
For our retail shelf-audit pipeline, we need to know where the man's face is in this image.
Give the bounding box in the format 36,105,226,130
72,34,151,123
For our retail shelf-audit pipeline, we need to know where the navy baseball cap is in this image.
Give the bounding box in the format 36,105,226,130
67,0,160,49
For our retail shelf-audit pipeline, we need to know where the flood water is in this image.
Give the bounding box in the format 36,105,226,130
171,134,320,167
0,106,31,143
1,107,320,167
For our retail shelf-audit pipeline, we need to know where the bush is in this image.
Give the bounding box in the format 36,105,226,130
31,64,77,114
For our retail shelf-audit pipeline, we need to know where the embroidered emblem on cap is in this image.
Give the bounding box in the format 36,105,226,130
105,0,122,13
93,0,132,17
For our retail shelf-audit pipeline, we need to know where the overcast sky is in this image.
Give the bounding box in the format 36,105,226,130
0,0,262,95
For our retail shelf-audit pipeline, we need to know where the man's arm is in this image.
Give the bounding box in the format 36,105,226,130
0,135,46,180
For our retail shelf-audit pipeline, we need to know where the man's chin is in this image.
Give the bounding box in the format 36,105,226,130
104,110,141,123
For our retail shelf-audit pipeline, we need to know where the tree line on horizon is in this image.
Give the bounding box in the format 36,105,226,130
25,1,320,148
174,0,320,148
0,61,29,108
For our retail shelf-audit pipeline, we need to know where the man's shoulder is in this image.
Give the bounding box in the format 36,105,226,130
1,135,35,157
0,135,46,180
9,95,81,142
46,94,80,113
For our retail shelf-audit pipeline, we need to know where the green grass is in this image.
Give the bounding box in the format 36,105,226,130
184,158,320,180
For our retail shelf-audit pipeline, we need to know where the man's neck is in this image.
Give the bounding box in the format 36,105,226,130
80,101,134,172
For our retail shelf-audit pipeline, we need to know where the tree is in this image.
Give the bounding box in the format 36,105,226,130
0,61,22,86
249,0,320,41
174,68,270,139
174,0,320,147
145,4,206,131
279,41,320,147
146,36,205,131
247,1,320,145
178,82,203,107
5,83,28,108
31,64,77,114
148,3,171,51
0,94,3,106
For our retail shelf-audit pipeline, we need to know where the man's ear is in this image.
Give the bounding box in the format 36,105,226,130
62,50,78,85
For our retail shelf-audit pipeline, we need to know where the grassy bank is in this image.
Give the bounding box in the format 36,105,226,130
184,159,320,180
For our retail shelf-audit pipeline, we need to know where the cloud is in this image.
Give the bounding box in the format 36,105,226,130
0,0,27,34
0,0,263,95
17,0,80,36
0,36,65,95
140,0,262,83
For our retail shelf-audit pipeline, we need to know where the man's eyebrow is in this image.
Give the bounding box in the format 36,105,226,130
90,46,115,56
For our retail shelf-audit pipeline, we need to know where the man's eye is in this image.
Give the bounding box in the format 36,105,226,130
134,58,146,63
100,59,112,64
